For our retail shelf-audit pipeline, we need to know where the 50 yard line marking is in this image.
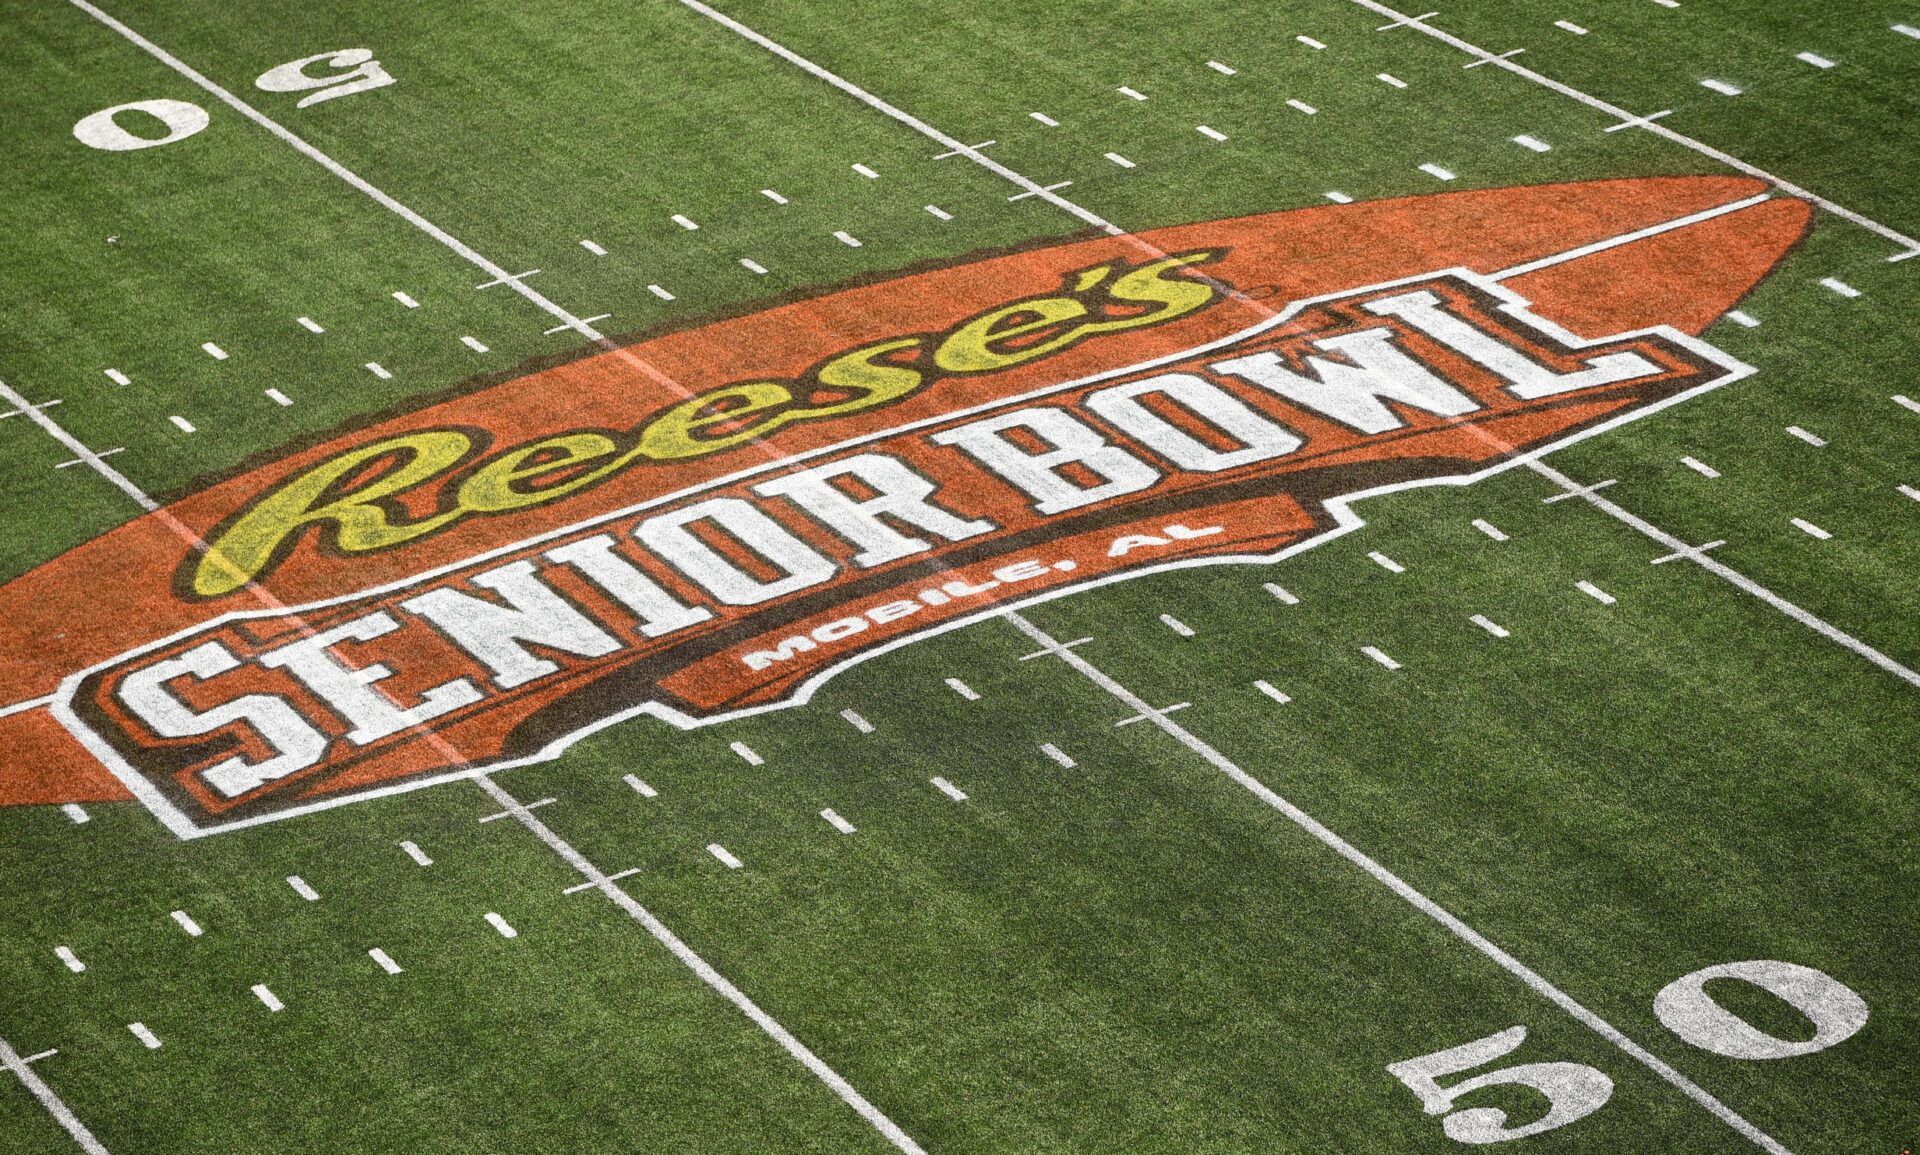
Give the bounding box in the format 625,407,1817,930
1347,0,1920,259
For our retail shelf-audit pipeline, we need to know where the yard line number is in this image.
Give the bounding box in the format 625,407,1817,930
72,48,393,151
1390,959,1867,1144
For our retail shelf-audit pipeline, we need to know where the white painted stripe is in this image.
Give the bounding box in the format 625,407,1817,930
731,741,763,766
841,708,874,733
170,910,202,937
1159,613,1195,637
1892,394,1920,415
1286,98,1317,114
1361,645,1402,670
1786,425,1827,446
1377,72,1408,87
1324,190,1354,203
672,213,699,230
1368,550,1405,573
1470,614,1511,638
580,238,607,255
761,188,788,204
200,341,227,360
1897,23,1920,39
0,1035,111,1153
169,415,196,433
286,875,319,901
61,803,90,824
1117,85,1147,100
1726,309,1759,327
1105,152,1136,168
833,230,862,247
708,843,744,869
1791,518,1831,539
1472,519,1508,541
852,163,879,178
0,381,156,511
1254,679,1291,703
365,362,392,380
1796,51,1835,68
56,946,86,973
1207,60,1237,74
1196,125,1227,141
945,676,979,700
821,808,857,834
1419,162,1456,180
1346,0,1920,256
460,335,489,353
400,840,433,866
1004,608,1793,1155
295,316,324,334
127,1023,160,1049
648,284,675,300
924,204,953,221
251,983,283,1012
1490,196,1772,281
1555,20,1588,34
1029,111,1059,127
1576,580,1617,604
1041,743,1076,768
1681,456,1721,478
930,776,968,801
624,773,658,798
1513,134,1551,152
103,368,131,385
265,388,293,406
392,291,420,308
1820,276,1861,298
1701,78,1743,95
1899,484,1920,502
740,258,768,274
1264,582,1300,604
369,947,403,974
485,912,518,938
1297,35,1327,48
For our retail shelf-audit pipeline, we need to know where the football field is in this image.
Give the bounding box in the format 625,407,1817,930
2,1,1917,1151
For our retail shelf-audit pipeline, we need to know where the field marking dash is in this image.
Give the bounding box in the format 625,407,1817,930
127,1023,160,1049
1470,614,1511,638
1286,98,1318,114
264,388,293,406
762,188,788,204
1898,484,1920,502
852,163,879,178
285,875,319,901
1576,580,1616,604
1368,550,1405,573
364,362,392,380
479,797,553,822
1361,645,1402,670
251,983,283,1012
545,313,610,334
567,869,637,894
821,808,857,834
1464,48,1526,68
648,284,676,300
1105,151,1136,168
1297,34,1327,48
1786,425,1827,446
624,773,659,797
1159,613,1194,636
1041,742,1078,766
1116,704,1189,727
1896,23,1920,39
1701,78,1743,95
924,204,953,220
1543,477,1616,502
730,741,764,766
1197,125,1227,141
739,258,768,274
932,140,993,159
1419,162,1456,180
833,230,863,247
200,341,227,360
1117,85,1147,100
840,708,874,733
1726,309,1759,327
1264,582,1300,604
104,368,131,385
1324,190,1354,203
61,803,90,823
1207,60,1237,74
460,335,489,353
1377,72,1408,87
1030,111,1059,126
671,213,699,230
580,238,607,255
1472,518,1509,540
368,947,403,974
1820,276,1861,298
170,910,202,937
1895,394,1920,415
400,840,433,866
1791,517,1831,539
295,316,323,334
1555,20,1588,34
944,677,979,700
1796,51,1835,68
1254,679,1291,703
708,843,744,869
930,776,968,801
1019,635,1091,660
1,1034,111,1153
485,912,518,938
1513,134,1551,152
1681,456,1721,478
56,946,86,973
392,291,420,308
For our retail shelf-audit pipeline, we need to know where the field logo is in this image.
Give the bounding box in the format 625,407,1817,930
0,177,1811,835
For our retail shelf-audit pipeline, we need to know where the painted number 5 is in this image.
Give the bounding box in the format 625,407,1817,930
1387,1026,1614,1145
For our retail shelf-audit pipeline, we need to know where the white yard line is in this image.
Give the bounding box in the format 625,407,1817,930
1349,0,1920,257
1002,611,1792,1155
0,1036,110,1154
472,775,924,1154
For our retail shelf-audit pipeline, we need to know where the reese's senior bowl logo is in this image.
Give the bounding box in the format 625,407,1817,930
0,176,1810,835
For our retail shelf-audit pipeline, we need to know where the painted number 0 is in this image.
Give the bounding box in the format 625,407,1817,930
1391,960,1867,1144
73,48,392,152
